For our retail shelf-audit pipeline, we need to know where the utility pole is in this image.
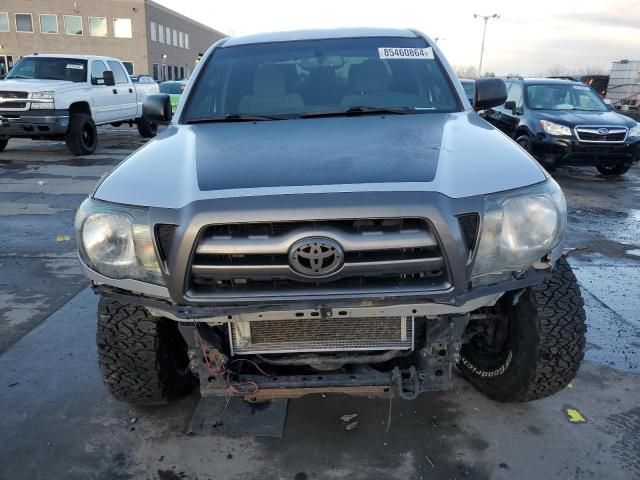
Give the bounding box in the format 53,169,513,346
473,13,500,77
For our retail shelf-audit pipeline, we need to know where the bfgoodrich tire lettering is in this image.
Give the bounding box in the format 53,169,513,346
459,258,586,402
96,299,192,405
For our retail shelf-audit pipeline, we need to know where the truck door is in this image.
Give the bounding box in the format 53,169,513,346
90,60,119,124
106,60,137,120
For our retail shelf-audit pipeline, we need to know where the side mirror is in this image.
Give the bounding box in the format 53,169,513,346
474,78,507,111
143,93,173,123
103,71,116,86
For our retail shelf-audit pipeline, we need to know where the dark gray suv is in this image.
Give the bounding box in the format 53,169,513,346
75,28,586,407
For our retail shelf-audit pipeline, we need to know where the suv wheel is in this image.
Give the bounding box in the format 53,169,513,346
96,299,193,405
137,117,159,138
596,163,631,177
459,258,586,402
0,138,8,152
515,134,533,153
65,113,97,155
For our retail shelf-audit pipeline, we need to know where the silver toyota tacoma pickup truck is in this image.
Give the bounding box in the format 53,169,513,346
75,28,586,406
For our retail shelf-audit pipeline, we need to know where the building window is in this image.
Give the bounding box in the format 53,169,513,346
184,33,189,50
0,13,9,33
113,18,132,38
165,26,171,44
179,66,184,79
64,15,83,36
15,13,34,33
150,22,157,41
172,29,178,47
88,17,107,37
179,31,184,48
122,61,134,75
167,65,173,80
39,14,58,34
161,64,167,82
158,24,164,43
152,63,159,81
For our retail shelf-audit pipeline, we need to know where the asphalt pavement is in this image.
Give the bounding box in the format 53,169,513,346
0,128,639,480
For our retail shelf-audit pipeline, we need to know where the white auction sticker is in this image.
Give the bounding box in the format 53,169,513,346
66,64,84,70
378,47,434,60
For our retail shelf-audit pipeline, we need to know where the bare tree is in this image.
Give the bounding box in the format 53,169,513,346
454,65,478,79
579,65,607,76
547,64,568,77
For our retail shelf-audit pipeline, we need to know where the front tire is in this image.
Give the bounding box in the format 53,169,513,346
137,117,158,138
97,299,193,405
65,113,97,155
459,258,586,402
515,134,533,154
596,163,631,176
0,138,8,152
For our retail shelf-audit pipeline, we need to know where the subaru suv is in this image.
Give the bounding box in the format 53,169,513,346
484,77,640,176
76,28,586,407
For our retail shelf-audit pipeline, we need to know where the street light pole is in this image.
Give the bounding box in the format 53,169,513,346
474,13,500,77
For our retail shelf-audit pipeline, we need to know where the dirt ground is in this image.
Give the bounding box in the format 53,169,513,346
0,128,639,480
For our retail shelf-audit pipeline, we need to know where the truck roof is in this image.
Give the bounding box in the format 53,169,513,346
21,53,121,62
223,27,419,47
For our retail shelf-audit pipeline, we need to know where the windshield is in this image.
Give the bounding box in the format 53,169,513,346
7,57,87,82
160,82,186,94
182,37,459,121
526,83,608,111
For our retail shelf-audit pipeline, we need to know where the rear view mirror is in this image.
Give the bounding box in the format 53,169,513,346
103,71,116,87
474,78,507,111
143,93,173,123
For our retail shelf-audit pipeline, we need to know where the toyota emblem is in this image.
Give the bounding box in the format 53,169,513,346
597,128,609,135
288,237,344,278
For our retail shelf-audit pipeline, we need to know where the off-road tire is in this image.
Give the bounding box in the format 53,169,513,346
136,117,158,138
596,163,631,177
0,138,8,152
97,299,193,405
459,258,586,402
65,113,97,155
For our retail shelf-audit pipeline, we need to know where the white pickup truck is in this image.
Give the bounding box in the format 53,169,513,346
0,54,159,155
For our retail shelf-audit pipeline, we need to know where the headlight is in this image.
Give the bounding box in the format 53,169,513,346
629,124,640,138
31,91,55,110
75,199,164,285
471,179,567,279
31,91,55,99
540,120,572,136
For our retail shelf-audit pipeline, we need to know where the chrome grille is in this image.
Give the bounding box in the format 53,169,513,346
230,316,414,354
575,127,628,143
0,91,29,110
188,219,449,297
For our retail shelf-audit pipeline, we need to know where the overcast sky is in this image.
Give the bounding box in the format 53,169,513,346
157,0,640,75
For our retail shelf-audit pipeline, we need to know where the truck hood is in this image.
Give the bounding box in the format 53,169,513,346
94,111,547,209
532,109,637,127
0,79,80,93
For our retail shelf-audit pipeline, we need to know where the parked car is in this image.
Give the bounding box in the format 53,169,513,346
130,74,157,85
76,28,586,408
0,54,160,155
484,77,640,176
460,79,475,104
159,80,188,113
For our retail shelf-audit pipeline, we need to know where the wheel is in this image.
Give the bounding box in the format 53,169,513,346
596,163,631,176
65,113,97,155
515,134,533,153
0,138,8,152
96,299,193,405
137,117,158,138
459,257,586,402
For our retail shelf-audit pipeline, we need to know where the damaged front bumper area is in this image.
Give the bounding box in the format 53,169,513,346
81,188,563,400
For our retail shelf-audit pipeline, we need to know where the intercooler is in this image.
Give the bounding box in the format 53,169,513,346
229,316,414,355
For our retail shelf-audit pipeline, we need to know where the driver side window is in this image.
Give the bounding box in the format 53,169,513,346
91,60,108,85
506,82,524,111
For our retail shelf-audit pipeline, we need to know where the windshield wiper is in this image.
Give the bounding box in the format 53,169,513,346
185,113,284,124
299,106,413,118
